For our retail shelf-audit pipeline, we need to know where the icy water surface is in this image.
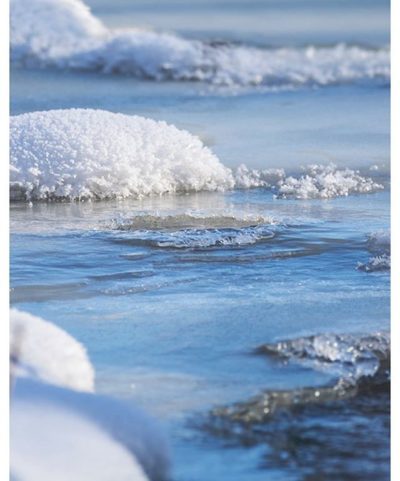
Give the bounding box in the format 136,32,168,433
11,189,390,480
10,0,390,479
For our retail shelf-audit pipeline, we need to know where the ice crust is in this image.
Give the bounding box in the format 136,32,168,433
10,308,95,391
256,331,389,380
10,109,384,202
110,211,276,248
10,0,390,87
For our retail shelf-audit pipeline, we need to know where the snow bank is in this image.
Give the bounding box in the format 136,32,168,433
10,0,390,87
10,308,94,392
12,378,171,481
10,109,234,201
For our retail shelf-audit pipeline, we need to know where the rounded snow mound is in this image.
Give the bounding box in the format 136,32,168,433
10,0,107,63
10,308,95,391
11,393,150,481
13,378,171,481
10,109,234,201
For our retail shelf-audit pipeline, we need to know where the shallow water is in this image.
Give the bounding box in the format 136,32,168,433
10,189,390,480
10,0,390,479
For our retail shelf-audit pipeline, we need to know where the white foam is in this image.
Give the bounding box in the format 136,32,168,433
10,0,390,87
276,164,383,199
10,109,234,201
10,308,95,392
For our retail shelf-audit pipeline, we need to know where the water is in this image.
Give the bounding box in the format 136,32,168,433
10,0,390,480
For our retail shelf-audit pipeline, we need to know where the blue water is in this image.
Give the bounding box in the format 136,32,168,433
10,0,390,479
10,190,390,480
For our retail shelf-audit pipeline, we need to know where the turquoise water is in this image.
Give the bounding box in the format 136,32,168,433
10,0,390,479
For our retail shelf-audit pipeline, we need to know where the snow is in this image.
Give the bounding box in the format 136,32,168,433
10,308,95,392
10,0,390,87
10,108,234,201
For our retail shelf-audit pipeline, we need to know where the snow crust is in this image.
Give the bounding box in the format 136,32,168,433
10,308,95,391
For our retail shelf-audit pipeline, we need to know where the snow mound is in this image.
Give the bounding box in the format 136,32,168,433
10,0,107,63
10,110,384,202
12,378,171,481
11,390,149,481
10,308,94,391
10,109,234,201
10,0,390,87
